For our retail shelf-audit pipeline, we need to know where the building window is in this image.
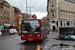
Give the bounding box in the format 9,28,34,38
71,5,72,9
4,12,6,17
60,2,62,7
74,14,75,17
60,21,62,27
63,3,65,8
1,20,2,22
1,12,2,17
51,2,54,7
4,6,5,9
66,4,67,8
71,21,72,25
60,12,62,17
72,13,73,17
64,12,65,17
51,12,55,17
68,4,70,9
73,13,74,17
73,6,74,10
66,12,68,17
67,21,70,26
69,12,70,17
71,13,72,17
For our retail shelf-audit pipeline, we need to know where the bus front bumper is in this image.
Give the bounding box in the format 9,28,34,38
21,37,42,41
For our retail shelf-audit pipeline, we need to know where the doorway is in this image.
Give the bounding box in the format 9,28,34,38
52,26,55,31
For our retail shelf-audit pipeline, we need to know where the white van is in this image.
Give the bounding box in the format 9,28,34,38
9,29,17,35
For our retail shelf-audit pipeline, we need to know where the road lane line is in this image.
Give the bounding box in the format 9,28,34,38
47,43,49,45
9,39,12,41
62,48,65,50
45,46,47,48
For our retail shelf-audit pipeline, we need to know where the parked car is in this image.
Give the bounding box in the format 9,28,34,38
9,29,18,35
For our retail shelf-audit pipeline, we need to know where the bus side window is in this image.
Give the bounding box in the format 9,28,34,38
41,22,44,31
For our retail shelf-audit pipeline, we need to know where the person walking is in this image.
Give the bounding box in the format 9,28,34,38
1,28,4,35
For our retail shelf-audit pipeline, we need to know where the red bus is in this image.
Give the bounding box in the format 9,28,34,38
21,18,49,41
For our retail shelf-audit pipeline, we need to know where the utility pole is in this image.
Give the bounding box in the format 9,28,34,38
26,0,28,14
29,7,34,18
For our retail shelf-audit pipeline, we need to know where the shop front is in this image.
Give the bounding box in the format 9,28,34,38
4,23,11,34
9,24,17,31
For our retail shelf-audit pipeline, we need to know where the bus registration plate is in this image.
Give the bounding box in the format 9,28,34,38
28,39,33,41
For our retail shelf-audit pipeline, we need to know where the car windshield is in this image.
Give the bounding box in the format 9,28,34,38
22,20,40,34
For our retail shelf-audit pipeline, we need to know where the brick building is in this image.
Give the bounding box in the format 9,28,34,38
14,7,23,31
0,0,10,32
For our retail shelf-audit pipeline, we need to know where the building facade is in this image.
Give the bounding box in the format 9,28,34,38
0,0,11,32
23,13,29,19
14,7,23,31
19,12,23,29
47,0,75,31
10,6,16,26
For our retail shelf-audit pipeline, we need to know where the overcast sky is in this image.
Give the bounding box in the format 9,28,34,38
6,0,47,19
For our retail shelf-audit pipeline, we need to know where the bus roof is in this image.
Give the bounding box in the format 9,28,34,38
22,18,48,23
22,18,41,20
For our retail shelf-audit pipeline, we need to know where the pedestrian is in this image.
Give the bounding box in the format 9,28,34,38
1,28,4,35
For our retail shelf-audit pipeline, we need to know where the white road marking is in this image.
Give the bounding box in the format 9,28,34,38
8,39,12,41
62,48,65,50
45,46,47,48
47,43,49,45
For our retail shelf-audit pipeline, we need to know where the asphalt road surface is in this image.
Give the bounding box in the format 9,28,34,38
0,32,75,50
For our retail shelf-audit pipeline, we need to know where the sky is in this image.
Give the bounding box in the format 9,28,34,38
5,0,47,19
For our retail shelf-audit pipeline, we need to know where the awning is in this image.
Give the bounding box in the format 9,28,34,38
12,24,16,26
4,24,10,27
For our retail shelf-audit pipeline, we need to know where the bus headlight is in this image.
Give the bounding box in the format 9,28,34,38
22,35,24,37
37,35,40,37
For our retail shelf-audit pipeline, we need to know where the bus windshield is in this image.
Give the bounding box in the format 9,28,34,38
22,20,40,34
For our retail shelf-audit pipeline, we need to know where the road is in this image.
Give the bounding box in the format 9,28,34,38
0,32,75,50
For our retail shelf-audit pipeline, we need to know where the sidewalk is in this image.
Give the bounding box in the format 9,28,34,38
0,32,9,37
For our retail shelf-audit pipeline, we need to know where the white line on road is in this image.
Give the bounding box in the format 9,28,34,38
47,43,49,45
62,48,65,50
45,46,47,48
